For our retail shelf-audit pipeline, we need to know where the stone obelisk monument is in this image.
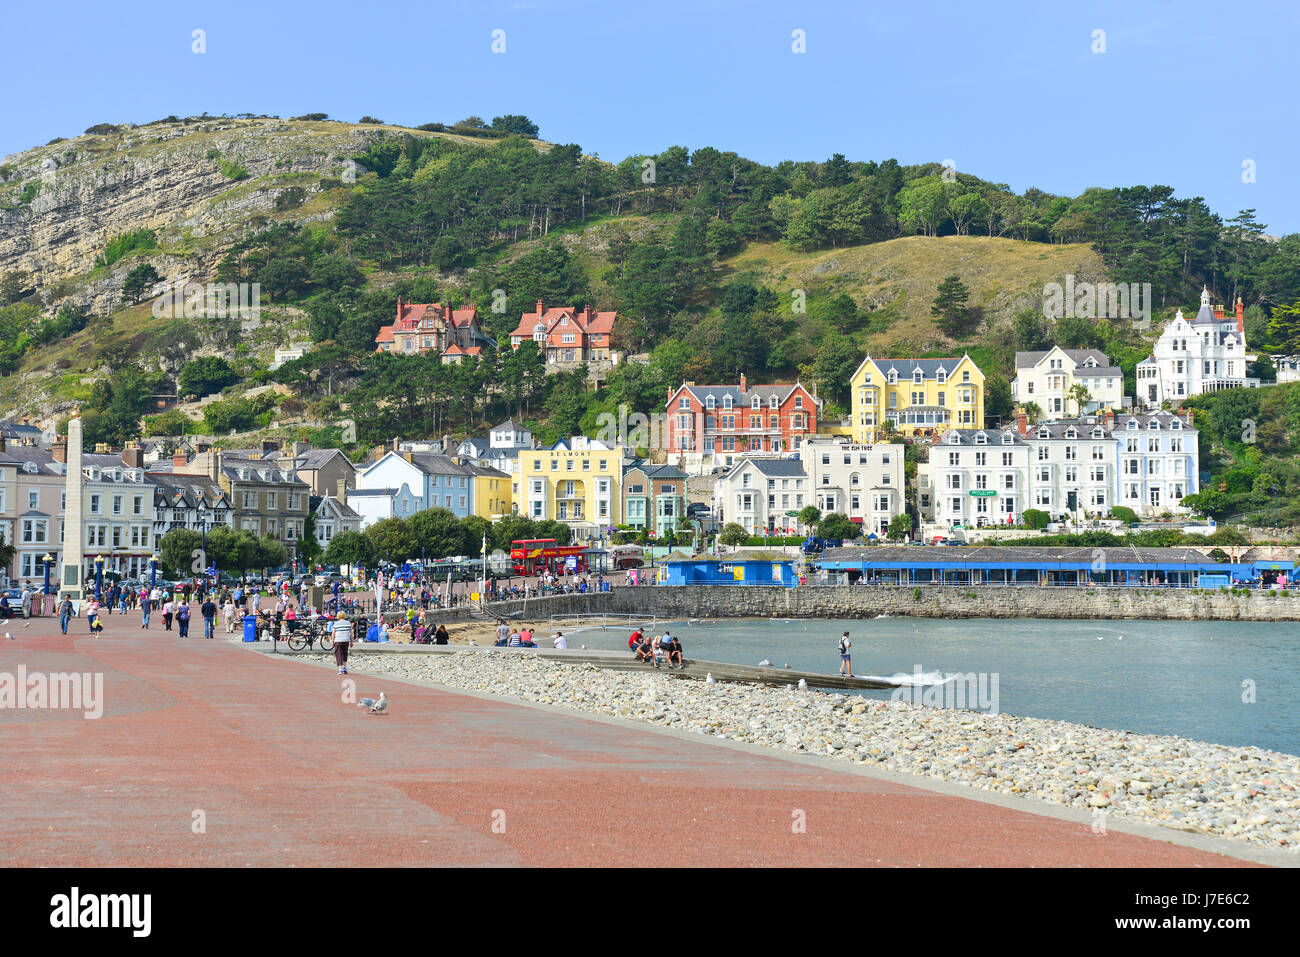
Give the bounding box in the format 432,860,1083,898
58,409,85,602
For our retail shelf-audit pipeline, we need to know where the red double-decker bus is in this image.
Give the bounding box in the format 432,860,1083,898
510,539,587,576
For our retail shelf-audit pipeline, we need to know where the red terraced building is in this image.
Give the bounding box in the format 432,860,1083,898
665,374,821,468
507,300,617,366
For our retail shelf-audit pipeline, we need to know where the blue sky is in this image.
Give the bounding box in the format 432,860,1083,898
5,0,1298,233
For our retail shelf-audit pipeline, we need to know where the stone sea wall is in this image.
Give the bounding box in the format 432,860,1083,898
471,585,1300,622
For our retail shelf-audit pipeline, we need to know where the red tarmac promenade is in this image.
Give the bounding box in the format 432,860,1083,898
0,613,1268,867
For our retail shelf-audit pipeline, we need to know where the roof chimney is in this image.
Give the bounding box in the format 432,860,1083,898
391,436,399,452
173,451,188,469
739,373,748,394
0,434,6,454
1016,412,1028,436
396,296,403,321
210,448,222,482
337,477,347,499
536,299,544,316
122,444,142,468
403,451,414,464
53,435,67,463
1236,297,1245,334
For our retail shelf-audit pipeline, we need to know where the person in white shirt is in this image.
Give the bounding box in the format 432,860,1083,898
332,611,353,675
552,631,567,649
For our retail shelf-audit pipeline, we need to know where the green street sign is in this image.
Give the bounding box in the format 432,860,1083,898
968,489,997,497
785,511,799,517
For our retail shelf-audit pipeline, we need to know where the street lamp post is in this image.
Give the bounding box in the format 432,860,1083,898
198,507,209,596
1271,484,1280,535
93,555,104,603
42,553,54,597
149,554,159,590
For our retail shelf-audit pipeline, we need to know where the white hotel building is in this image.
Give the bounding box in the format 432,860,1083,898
916,429,1031,528
1136,288,1258,406
802,438,905,536
919,412,1200,527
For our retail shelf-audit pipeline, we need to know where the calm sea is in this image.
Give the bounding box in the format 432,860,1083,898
568,617,1299,756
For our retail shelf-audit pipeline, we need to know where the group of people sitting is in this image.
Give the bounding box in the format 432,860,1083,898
627,627,685,670
494,623,538,648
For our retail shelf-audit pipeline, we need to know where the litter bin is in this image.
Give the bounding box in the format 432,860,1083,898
602,581,610,592
242,615,259,642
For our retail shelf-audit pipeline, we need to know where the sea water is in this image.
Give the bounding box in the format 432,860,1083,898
570,617,1300,755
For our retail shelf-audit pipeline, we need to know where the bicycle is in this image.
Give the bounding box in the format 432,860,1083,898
283,619,333,652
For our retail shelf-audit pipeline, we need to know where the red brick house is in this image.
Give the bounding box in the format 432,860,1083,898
507,300,617,367
665,374,820,472
375,299,492,359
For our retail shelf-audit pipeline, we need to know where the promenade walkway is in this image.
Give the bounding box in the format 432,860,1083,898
0,617,1271,866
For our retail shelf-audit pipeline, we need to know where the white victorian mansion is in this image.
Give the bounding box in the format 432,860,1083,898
1136,288,1258,406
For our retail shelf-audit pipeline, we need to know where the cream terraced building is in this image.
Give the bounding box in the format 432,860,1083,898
802,438,905,536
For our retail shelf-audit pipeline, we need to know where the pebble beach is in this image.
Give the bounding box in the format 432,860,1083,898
325,649,1300,854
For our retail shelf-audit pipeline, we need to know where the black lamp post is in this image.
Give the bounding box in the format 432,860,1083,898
93,555,104,602
42,553,54,597
1271,484,1280,535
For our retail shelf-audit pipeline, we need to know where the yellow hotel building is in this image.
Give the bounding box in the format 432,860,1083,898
849,355,985,443
517,438,623,539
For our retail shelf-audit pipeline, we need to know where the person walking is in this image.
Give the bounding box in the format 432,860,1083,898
141,590,152,629
201,596,217,639
162,595,174,631
58,596,73,635
332,611,353,675
837,631,853,677
20,583,31,619
176,599,191,638
223,595,236,634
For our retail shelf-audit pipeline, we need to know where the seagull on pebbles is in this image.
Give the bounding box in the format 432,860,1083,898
704,673,716,687
797,678,808,691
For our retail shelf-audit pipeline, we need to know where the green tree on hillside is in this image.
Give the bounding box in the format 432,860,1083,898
178,356,238,399
931,274,974,337
121,263,160,303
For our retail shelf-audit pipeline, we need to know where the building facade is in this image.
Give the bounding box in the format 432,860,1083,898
517,438,623,538
917,428,1030,528
803,438,905,536
622,463,687,538
1022,418,1116,519
664,375,820,474
374,299,491,360
850,355,984,444
1012,347,1125,415
465,464,513,520
712,459,810,535
507,300,617,368
0,444,64,586
1112,411,1199,516
1136,289,1257,406
356,451,473,519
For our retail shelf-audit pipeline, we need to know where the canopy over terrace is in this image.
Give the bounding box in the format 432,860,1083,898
661,551,798,587
817,545,1294,587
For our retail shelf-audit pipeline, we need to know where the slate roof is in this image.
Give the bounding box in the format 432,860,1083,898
1014,349,1122,376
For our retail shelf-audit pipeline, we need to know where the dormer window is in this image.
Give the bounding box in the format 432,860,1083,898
1092,429,1104,438
1148,421,1159,430
751,396,760,409
1002,433,1013,445
706,395,715,410
975,433,987,444
947,432,960,444
913,369,923,383
723,395,733,410
937,369,947,384
560,315,568,325
1065,428,1077,439
888,370,898,384
1126,420,1137,431
1171,420,1181,430
1037,429,1050,439
769,396,778,409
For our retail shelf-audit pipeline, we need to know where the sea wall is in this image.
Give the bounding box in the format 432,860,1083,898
465,585,1300,622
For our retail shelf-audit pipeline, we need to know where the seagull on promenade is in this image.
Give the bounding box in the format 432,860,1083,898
368,692,388,714
358,697,377,709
